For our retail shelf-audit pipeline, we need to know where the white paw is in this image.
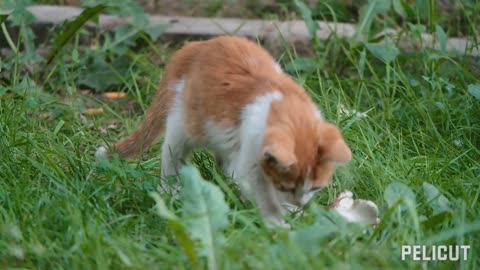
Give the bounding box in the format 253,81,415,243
336,190,354,201
157,183,181,199
265,217,291,230
95,146,108,159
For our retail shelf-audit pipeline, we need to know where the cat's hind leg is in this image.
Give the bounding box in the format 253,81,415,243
158,102,193,196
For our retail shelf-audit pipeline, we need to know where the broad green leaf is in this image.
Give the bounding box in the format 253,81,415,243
384,182,416,211
180,166,230,270
392,0,406,17
47,4,108,65
424,220,480,244
373,0,392,14
118,1,148,29
24,96,37,109
423,182,452,214
71,48,80,63
77,57,118,92
84,0,148,28
2,0,34,26
294,0,318,41
353,0,378,43
421,212,452,229
0,11,18,53
149,192,199,267
109,24,138,54
414,0,429,20
407,23,426,35
435,25,448,52
112,245,132,267
398,0,415,18
12,76,42,96
77,54,129,92
285,57,318,73
0,13,8,25
289,222,336,255
467,84,480,101
150,192,177,220
358,49,367,79
143,23,169,42
351,0,396,42
289,207,341,255
365,42,399,63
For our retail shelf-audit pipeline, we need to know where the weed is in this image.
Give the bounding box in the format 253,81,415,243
0,1,479,269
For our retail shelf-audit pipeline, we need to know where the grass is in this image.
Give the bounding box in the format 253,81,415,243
1,1,480,269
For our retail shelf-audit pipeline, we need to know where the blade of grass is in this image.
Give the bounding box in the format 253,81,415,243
0,13,8,24
353,0,378,44
1,13,17,54
294,0,319,46
46,4,108,65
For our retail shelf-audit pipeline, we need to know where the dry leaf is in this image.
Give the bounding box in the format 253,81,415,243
103,92,126,100
107,121,120,130
99,127,108,135
99,121,121,135
85,107,104,115
79,89,92,95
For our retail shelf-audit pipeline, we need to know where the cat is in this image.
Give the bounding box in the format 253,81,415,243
96,36,352,228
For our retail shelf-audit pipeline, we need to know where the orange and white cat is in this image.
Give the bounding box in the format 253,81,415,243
96,36,352,228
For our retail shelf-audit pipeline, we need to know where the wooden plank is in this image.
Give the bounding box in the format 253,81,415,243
6,5,477,56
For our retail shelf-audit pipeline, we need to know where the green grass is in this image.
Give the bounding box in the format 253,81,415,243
1,1,480,269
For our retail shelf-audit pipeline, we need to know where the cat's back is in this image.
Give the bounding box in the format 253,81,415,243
169,36,278,78
196,36,280,76
179,36,283,126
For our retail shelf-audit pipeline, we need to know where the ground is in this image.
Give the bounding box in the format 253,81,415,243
0,0,479,269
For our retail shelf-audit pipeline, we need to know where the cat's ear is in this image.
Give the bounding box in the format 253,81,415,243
261,128,297,171
318,123,352,163
262,146,298,171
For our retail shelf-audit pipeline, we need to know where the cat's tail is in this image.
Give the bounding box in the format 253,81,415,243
96,79,175,160
95,40,204,161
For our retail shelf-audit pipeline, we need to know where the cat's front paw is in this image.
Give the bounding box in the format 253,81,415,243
157,182,181,200
95,146,109,160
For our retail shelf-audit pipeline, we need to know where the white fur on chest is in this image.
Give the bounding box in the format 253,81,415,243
164,79,290,227
204,121,240,176
202,91,282,179
239,91,282,159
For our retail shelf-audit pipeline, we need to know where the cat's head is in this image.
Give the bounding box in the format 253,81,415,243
259,121,351,210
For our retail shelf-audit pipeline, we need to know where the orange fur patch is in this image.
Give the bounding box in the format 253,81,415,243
103,35,351,196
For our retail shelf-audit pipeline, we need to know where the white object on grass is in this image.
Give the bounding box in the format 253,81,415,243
331,190,380,225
